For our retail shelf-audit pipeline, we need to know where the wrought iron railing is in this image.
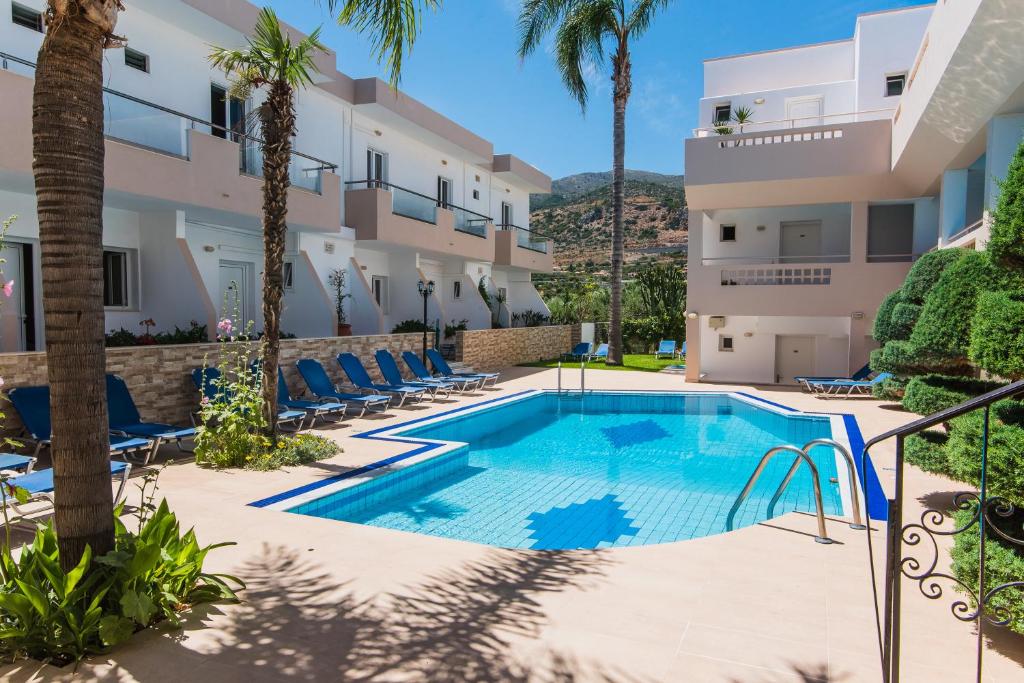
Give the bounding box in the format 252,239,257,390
498,223,549,253
1,51,337,194
862,379,1024,683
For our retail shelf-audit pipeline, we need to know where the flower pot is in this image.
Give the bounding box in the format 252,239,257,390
337,323,353,337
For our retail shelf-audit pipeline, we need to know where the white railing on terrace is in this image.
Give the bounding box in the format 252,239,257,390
721,266,832,286
943,218,985,246
691,108,895,138
702,254,850,266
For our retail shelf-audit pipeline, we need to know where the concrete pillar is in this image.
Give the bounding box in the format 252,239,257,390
986,114,1024,211
684,316,701,382
938,168,968,245
850,202,868,263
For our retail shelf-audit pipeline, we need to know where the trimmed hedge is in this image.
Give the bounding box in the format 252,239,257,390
872,291,905,344
889,302,921,342
872,374,907,401
946,401,1024,509
901,248,964,304
909,250,1006,369
870,340,938,376
987,138,1024,271
904,430,950,475
902,374,1005,416
969,290,1024,380
951,507,1024,636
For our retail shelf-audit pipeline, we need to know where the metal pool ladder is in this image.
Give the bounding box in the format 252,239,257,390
556,360,586,395
725,438,865,544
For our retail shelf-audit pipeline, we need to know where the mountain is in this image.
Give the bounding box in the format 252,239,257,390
528,170,688,286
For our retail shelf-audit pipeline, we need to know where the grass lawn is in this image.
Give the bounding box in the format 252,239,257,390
520,354,684,373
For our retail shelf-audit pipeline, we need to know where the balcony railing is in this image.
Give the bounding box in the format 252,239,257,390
721,266,833,286
1,51,337,194
345,180,491,236
702,254,850,266
498,223,549,253
450,205,490,238
691,108,896,138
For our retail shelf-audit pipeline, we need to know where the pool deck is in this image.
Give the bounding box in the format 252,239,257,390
3,366,1023,682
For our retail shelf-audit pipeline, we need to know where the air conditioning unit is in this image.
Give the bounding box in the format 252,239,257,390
708,316,726,329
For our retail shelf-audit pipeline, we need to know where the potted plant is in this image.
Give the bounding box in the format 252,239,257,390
327,268,352,336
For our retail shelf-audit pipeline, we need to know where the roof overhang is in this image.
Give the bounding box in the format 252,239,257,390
492,154,552,194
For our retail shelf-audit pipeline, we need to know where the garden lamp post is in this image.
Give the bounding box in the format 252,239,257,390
417,279,435,363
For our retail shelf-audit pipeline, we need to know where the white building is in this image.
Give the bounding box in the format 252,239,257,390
0,0,552,352
683,0,1024,385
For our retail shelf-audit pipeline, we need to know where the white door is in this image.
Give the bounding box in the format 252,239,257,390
219,261,252,326
437,177,452,208
779,220,822,263
0,244,27,352
501,201,513,228
775,336,816,385
786,96,823,128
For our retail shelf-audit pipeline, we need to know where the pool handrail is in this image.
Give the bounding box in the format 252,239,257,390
765,438,865,530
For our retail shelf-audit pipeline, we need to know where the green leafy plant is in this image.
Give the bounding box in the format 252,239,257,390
443,319,468,339
951,506,1024,635
392,319,429,334
902,374,1004,416
243,432,340,472
511,310,549,328
903,430,950,475
327,268,351,325
969,289,1024,380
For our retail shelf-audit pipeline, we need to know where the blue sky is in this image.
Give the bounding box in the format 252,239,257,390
263,0,927,180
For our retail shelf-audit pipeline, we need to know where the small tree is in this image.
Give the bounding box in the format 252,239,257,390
986,138,1024,270
327,268,351,332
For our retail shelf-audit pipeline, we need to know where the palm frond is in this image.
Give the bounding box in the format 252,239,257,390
517,0,577,59
326,0,440,86
625,0,672,37
551,0,617,110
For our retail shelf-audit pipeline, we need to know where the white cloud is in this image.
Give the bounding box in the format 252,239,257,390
632,77,686,136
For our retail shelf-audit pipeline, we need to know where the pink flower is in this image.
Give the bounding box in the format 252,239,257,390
200,396,210,406
216,318,233,337
2,280,13,298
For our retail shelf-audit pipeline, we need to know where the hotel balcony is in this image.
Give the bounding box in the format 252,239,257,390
494,224,553,272
0,53,340,232
344,181,495,263
684,115,911,210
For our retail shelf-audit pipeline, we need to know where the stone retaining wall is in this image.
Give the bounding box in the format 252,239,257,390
0,333,432,433
455,325,576,372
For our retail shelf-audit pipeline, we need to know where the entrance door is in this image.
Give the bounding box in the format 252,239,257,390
367,149,386,188
0,243,28,352
775,335,815,385
780,220,822,263
786,96,823,128
219,261,252,326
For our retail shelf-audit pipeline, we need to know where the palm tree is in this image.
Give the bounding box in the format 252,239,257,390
325,0,441,85
32,1,125,569
210,9,326,437
518,0,672,366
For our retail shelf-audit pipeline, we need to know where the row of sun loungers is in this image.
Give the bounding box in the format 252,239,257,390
794,364,891,397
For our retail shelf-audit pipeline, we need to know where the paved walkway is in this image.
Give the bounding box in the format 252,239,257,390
3,367,1023,681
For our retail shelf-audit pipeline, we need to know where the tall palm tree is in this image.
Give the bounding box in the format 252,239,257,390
518,0,672,366
210,9,326,437
325,0,440,85
32,1,125,570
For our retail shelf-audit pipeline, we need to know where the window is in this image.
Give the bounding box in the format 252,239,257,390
501,201,513,227
371,275,389,313
282,260,294,290
718,335,734,352
713,103,731,123
885,74,906,98
103,249,130,308
437,176,452,208
210,84,245,141
124,47,149,73
453,280,462,300
720,224,736,242
367,148,387,187
472,189,480,200
12,3,42,32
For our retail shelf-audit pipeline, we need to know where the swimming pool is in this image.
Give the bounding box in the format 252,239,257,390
255,391,875,550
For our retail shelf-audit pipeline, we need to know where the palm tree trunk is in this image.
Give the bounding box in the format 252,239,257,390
32,6,115,570
608,45,631,367
259,82,296,437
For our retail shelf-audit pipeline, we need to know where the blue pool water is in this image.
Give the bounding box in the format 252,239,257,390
287,392,845,549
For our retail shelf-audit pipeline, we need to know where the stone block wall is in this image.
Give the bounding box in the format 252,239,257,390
0,333,432,434
455,325,576,372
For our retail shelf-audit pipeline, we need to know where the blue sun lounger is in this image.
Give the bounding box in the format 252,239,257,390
106,374,195,463
191,367,306,428
375,350,453,399
8,385,153,462
249,361,347,427
655,340,677,359
562,342,591,361
0,453,35,473
426,348,499,387
337,353,427,407
795,363,872,390
589,343,609,361
401,351,480,393
3,462,132,520
295,359,391,417
807,372,892,397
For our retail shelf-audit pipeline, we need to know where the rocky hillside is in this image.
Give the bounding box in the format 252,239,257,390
529,170,688,277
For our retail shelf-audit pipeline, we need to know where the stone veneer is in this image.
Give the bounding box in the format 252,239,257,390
0,333,432,434
455,325,577,372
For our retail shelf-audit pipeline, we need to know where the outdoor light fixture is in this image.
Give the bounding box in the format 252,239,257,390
686,311,698,320
417,279,436,363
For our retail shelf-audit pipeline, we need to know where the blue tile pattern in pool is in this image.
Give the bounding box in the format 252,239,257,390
287,392,845,549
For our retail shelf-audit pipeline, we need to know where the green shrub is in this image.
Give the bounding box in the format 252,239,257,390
970,290,1024,380
987,138,1024,271
946,402,1024,509
909,251,1008,371
950,506,1024,636
871,340,933,376
0,497,241,664
872,291,904,344
872,373,907,401
889,302,921,342
391,319,429,333
900,248,964,304
902,374,1005,416
622,316,663,353
243,432,340,471
904,430,950,475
